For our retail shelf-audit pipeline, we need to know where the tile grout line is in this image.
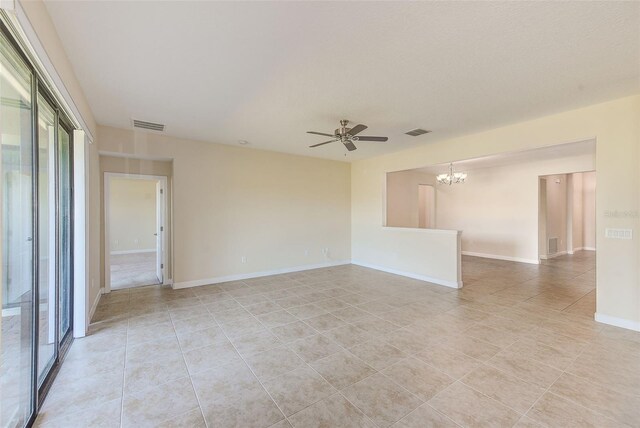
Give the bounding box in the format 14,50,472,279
225,276,388,427
223,280,400,427
119,316,130,428
201,270,570,426
204,296,294,428
168,309,210,428
523,334,628,426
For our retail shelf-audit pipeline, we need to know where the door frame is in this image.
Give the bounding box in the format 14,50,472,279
103,173,168,293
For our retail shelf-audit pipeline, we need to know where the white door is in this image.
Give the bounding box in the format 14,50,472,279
155,181,164,284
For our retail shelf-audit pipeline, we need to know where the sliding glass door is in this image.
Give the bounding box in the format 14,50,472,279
0,27,35,428
0,21,75,428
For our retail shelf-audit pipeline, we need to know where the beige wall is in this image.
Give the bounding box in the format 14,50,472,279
568,171,596,253
418,185,435,229
108,178,157,253
545,174,569,256
352,94,640,328
99,156,173,286
386,170,435,228
583,171,597,249
96,126,351,287
572,173,584,251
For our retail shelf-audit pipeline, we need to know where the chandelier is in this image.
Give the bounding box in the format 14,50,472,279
437,163,467,185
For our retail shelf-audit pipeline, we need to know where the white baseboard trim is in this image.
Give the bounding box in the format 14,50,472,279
569,247,596,254
88,289,103,323
110,249,156,255
595,312,640,332
540,251,568,261
172,260,351,289
462,251,540,265
351,260,462,289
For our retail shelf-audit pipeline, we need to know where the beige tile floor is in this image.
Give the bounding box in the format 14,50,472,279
110,252,160,290
35,251,640,427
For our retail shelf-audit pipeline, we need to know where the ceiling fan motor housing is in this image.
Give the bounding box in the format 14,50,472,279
335,127,353,136
307,119,387,151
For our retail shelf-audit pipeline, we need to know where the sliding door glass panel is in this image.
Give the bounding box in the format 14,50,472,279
36,93,56,384
0,30,35,428
58,126,71,340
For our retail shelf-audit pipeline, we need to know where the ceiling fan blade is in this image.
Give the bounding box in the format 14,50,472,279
309,139,337,148
348,124,368,136
343,141,357,151
356,136,388,142
307,131,335,137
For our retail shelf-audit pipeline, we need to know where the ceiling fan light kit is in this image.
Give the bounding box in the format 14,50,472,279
437,163,467,185
307,119,389,151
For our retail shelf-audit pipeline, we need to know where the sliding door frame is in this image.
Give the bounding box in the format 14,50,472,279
0,19,75,425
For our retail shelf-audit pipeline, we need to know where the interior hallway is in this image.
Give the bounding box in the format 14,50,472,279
35,253,639,427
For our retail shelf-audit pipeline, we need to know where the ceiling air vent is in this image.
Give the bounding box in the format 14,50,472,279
132,119,165,132
405,128,431,137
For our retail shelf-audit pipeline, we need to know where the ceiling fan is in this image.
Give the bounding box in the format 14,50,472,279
307,119,389,151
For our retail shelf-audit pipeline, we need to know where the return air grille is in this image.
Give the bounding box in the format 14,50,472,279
405,128,431,136
132,119,165,132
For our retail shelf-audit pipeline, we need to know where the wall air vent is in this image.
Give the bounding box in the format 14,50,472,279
132,119,165,132
405,128,431,137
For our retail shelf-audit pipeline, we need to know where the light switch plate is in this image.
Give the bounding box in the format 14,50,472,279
605,228,633,239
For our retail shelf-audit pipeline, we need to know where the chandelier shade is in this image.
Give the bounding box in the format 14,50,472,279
437,163,467,185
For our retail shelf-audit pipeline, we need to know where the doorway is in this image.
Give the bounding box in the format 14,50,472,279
538,171,596,260
104,174,167,291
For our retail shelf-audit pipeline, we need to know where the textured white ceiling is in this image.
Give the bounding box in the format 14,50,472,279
45,1,639,161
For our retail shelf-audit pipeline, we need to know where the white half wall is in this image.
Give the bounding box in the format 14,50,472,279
352,228,462,288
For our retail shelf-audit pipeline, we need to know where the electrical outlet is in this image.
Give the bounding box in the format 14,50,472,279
304,249,309,256
241,256,247,263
